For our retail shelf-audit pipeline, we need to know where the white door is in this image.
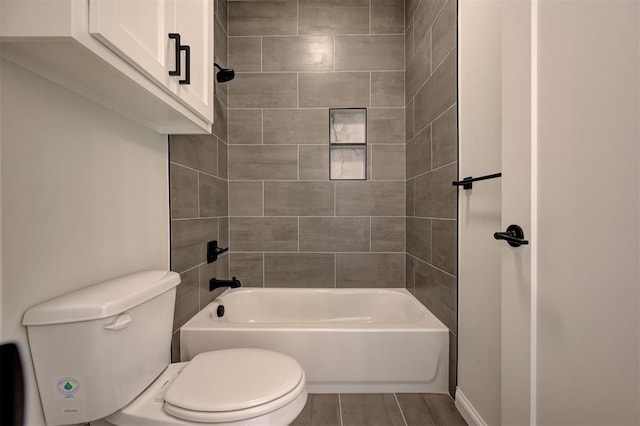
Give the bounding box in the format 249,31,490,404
89,0,175,91
499,0,533,424
499,1,640,425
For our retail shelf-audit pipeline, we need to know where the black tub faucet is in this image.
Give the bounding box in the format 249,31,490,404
209,277,242,291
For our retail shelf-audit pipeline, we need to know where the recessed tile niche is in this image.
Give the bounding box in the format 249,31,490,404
329,108,367,180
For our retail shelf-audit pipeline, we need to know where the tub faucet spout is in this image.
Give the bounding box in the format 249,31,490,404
209,277,242,292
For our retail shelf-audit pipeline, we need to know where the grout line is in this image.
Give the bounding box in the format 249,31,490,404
260,37,263,72
369,217,372,252
262,252,265,287
296,73,299,108
262,181,265,216
334,253,337,288
369,0,372,34
296,0,299,36
297,217,300,252
394,393,409,426
261,109,264,144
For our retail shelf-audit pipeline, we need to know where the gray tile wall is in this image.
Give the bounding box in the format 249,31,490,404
227,0,406,289
169,0,231,360
405,0,458,396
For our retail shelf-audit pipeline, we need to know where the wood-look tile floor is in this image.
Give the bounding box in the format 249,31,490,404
291,394,467,426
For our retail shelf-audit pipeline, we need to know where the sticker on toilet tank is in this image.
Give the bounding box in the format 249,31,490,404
56,377,80,398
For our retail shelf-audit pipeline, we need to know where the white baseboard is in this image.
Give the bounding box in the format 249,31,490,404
455,388,488,426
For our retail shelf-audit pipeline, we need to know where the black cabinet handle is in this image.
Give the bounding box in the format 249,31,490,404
168,33,181,76
179,44,190,85
494,224,529,247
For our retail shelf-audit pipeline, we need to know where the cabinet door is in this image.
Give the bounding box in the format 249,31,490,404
168,0,214,122
89,0,175,95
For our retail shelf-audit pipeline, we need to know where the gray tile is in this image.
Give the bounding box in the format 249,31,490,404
406,31,430,102
229,253,264,287
414,162,457,219
299,145,330,180
171,218,219,248
199,254,230,307
335,35,405,71
406,254,415,293
449,330,458,397
230,217,298,252
263,109,328,144
171,242,203,273
406,178,415,216
228,0,297,36
264,181,334,216
413,0,447,48
371,0,405,34
263,36,333,71
228,37,262,72
229,181,263,216
432,219,456,275
219,217,229,248
371,217,405,252
298,0,369,35
406,125,431,178
299,217,369,252
405,20,414,65
414,259,456,330
214,18,228,66
173,268,199,331
371,71,405,108
414,49,456,132
228,109,262,145
199,173,228,217
216,77,229,107
217,140,228,179
170,163,199,219
264,253,335,287
405,0,421,27
406,98,415,142
170,134,218,176
432,0,456,69
336,253,405,288
229,73,297,108
216,0,228,33
229,145,298,180
291,394,341,426
335,181,404,216
213,96,228,141
171,331,181,363
371,144,405,180
396,393,466,426
368,108,405,143
432,105,457,168
299,72,370,108
407,217,431,263
340,394,405,426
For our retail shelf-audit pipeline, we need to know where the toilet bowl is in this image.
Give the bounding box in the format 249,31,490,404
22,271,307,426
106,349,307,426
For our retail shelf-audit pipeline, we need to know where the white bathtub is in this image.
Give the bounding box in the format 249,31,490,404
180,288,449,394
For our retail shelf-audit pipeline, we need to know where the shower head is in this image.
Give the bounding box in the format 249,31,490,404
214,63,235,83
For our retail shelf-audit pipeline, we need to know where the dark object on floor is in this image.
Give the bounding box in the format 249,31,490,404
0,342,25,426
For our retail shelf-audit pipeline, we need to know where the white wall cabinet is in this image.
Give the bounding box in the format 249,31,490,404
0,0,214,134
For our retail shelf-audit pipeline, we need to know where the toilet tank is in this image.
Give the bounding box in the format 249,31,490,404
22,270,180,426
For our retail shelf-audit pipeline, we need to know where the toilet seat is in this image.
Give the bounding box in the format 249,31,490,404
164,349,305,423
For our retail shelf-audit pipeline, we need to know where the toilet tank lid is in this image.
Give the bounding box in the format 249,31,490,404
22,271,180,326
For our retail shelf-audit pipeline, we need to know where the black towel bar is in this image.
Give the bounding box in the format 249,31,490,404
452,172,502,190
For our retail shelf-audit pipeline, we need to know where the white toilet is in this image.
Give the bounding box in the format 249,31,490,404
22,271,307,426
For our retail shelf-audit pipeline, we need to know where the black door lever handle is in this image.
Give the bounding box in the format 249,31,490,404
494,224,529,247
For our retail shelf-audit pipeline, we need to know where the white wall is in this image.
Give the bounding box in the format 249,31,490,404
457,1,502,424
536,1,640,424
0,59,169,425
